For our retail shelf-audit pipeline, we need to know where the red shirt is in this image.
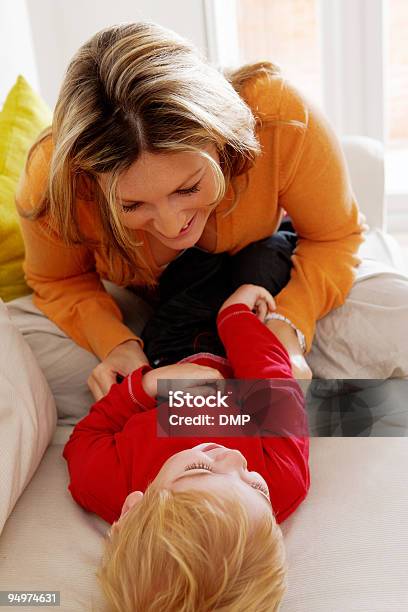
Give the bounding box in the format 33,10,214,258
63,304,310,524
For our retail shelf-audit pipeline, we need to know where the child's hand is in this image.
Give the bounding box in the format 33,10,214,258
142,362,225,398
219,284,276,322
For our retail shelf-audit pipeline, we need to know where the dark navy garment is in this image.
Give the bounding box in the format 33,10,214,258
141,218,297,367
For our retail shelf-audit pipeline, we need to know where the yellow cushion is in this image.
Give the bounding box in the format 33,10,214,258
0,75,52,302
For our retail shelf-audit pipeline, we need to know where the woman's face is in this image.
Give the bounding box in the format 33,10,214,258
99,145,221,249
118,443,272,524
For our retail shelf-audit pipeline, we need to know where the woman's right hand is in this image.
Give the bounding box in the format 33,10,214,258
142,363,225,398
88,339,150,401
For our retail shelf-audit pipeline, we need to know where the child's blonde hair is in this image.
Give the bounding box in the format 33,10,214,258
97,484,287,611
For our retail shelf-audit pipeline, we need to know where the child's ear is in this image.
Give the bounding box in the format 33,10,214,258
120,490,144,518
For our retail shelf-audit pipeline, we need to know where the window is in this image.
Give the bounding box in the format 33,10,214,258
385,0,408,195
235,0,323,108
205,0,408,230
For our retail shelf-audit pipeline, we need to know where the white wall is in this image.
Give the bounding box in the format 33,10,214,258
0,0,39,105
25,0,209,109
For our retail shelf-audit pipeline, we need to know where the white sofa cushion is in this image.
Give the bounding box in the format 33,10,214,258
342,136,385,231
1,434,407,611
0,299,56,534
281,438,408,611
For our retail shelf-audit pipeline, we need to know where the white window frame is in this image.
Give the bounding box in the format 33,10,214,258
318,0,385,141
203,0,240,68
203,0,408,231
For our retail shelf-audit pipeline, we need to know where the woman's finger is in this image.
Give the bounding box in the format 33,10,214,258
88,374,104,401
189,385,217,398
267,295,276,311
256,300,267,322
91,366,117,400
258,288,275,312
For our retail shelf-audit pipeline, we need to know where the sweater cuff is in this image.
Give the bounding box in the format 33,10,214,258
217,302,291,360
272,302,314,353
124,364,156,411
216,303,254,328
82,306,145,361
97,325,145,361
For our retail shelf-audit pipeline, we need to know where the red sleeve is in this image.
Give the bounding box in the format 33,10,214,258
216,303,293,379
63,364,156,523
216,303,310,523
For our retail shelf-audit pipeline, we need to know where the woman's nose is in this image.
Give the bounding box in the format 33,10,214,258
213,449,247,472
153,201,187,237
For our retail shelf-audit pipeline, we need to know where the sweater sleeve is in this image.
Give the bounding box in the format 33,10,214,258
15,140,143,360
272,81,367,351
62,364,155,523
216,303,293,379
216,303,310,522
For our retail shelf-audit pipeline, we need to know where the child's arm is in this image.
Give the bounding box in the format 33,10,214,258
216,289,310,522
66,363,155,442
63,360,224,522
63,363,155,523
216,302,293,380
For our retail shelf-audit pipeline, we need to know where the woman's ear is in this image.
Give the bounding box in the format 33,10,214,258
120,490,144,518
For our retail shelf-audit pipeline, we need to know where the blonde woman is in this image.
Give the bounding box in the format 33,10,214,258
13,21,407,413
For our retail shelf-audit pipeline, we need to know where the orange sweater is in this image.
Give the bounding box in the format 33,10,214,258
16,73,366,360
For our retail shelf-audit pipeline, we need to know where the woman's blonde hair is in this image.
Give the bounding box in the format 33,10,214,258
21,21,281,286
97,485,287,612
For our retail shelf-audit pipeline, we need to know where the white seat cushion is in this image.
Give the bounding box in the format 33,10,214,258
281,437,408,611
1,432,408,611
0,299,56,534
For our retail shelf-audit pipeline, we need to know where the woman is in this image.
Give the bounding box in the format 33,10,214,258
15,21,369,404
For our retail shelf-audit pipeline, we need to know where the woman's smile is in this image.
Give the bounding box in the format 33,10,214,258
154,211,198,240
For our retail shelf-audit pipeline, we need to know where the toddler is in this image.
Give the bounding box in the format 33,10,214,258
63,282,309,612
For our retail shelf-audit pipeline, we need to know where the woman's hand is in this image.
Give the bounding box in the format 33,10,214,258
265,319,312,381
142,362,225,398
88,339,149,401
219,283,276,322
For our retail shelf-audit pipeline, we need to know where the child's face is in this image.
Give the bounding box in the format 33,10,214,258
119,443,272,524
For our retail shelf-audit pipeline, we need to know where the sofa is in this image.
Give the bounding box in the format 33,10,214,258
1,137,408,611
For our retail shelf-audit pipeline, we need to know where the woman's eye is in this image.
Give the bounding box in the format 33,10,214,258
184,462,213,472
121,181,200,212
121,202,142,213
177,181,201,196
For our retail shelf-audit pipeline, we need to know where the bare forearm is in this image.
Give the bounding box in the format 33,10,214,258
265,319,312,381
